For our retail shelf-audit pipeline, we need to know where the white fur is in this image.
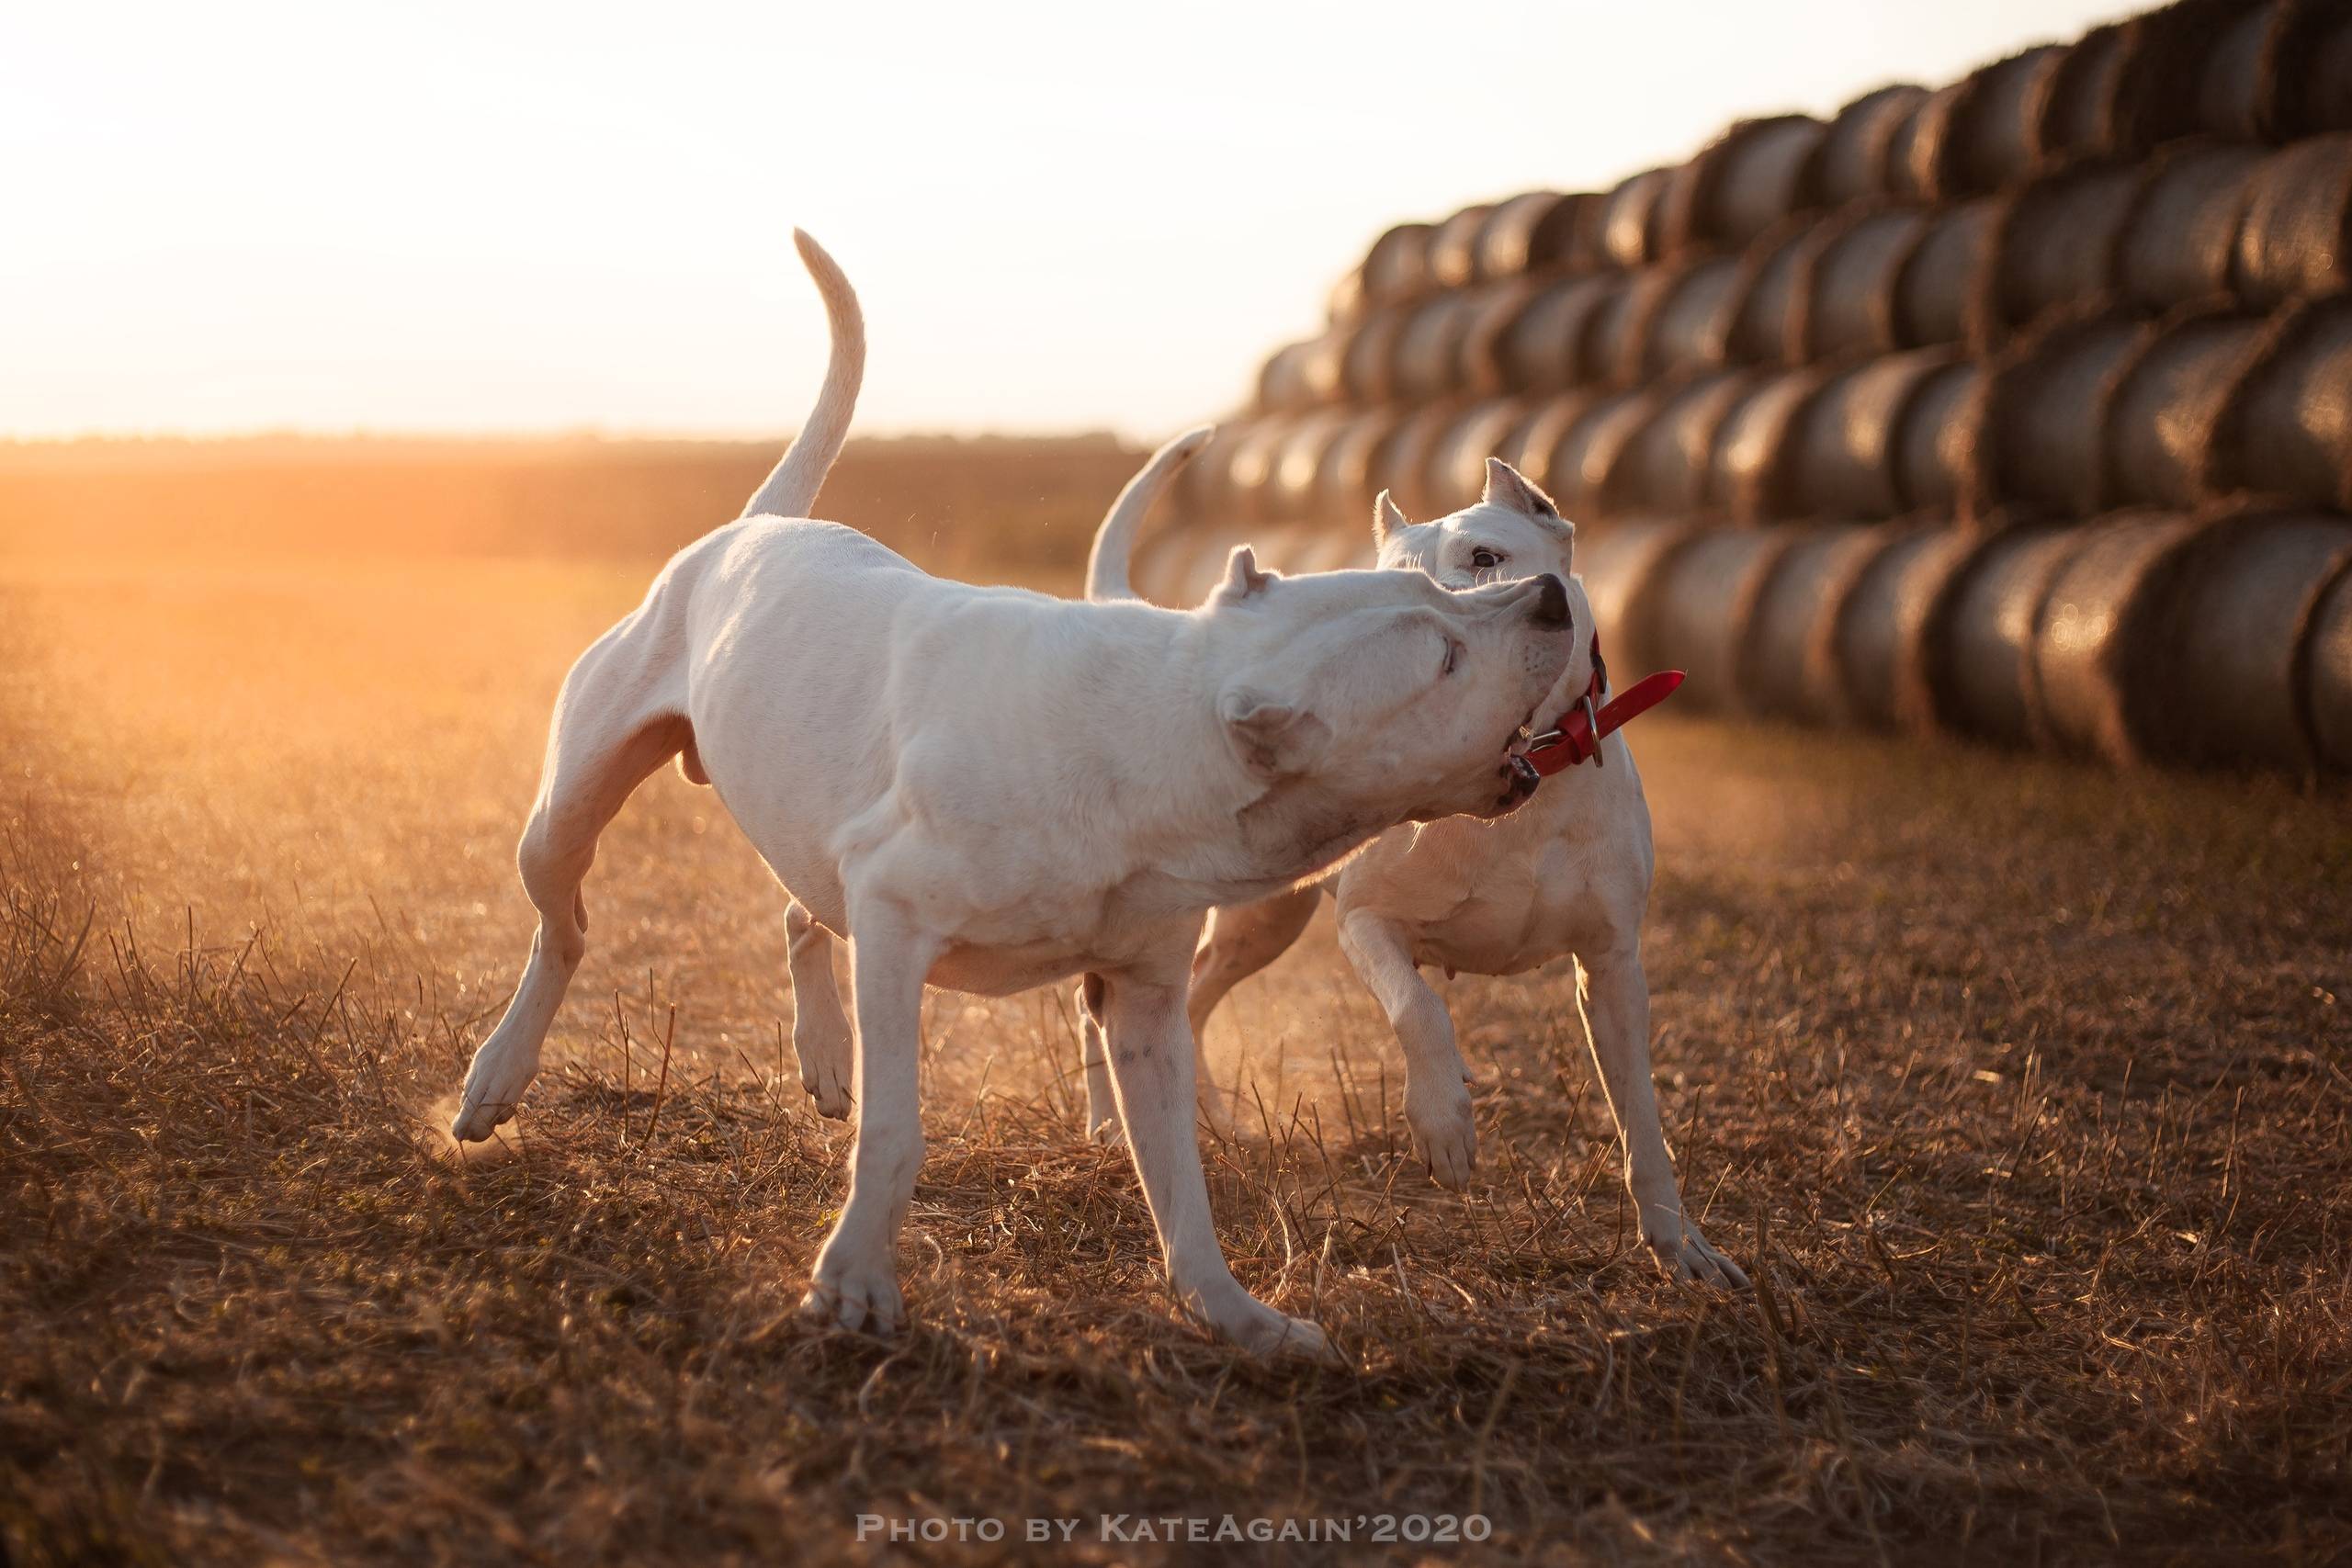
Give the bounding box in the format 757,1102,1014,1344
448,239,1578,1356
1080,456,1747,1290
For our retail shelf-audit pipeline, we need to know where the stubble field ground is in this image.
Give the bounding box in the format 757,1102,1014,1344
1,440,2347,1564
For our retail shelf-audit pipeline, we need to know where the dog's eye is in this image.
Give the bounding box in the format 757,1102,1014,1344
1470,548,1502,571
1442,640,1463,676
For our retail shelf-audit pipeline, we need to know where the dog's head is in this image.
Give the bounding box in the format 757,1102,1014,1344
1372,457,1599,724
1193,534,1574,823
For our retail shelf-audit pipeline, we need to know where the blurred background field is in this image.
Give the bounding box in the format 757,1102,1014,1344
3,441,2348,1563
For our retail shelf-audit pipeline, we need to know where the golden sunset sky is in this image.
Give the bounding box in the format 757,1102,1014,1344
5,0,2134,441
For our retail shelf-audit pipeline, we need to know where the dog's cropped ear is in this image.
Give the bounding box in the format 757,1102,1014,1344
1207,545,1275,606
1482,458,1569,535
1216,686,1330,780
1372,491,1410,550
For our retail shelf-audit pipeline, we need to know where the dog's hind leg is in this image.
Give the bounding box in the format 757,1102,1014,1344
1577,942,1748,1290
1336,909,1478,1190
1184,887,1318,1122
1076,973,1119,1145
785,900,853,1118
452,620,689,1144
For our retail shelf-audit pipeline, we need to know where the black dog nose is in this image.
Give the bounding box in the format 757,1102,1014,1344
1529,573,1570,627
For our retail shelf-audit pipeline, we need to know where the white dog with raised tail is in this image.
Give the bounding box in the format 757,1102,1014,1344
449,232,1579,1355
1076,456,1747,1290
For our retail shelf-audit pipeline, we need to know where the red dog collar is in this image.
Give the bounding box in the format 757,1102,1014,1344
1520,635,1684,777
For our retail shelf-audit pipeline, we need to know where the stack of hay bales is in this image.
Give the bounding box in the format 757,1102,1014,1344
1132,0,2352,773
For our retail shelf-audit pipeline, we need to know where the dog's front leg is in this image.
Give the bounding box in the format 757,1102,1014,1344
1578,942,1747,1289
1336,910,1478,1189
1099,972,1330,1359
784,900,853,1119
800,899,941,1333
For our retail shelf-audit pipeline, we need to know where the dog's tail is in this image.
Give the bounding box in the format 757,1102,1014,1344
1084,425,1215,602
740,231,866,521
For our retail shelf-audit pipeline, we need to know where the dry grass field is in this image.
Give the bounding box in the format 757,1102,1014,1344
3,441,2349,1564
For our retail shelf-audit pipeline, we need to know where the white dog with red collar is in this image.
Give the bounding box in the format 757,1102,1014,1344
1077,456,1747,1291
448,235,1581,1356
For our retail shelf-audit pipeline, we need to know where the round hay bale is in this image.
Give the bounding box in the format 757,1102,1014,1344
1498,390,1608,500
1740,524,1885,721
1601,370,1758,518
1892,359,1984,515
1391,292,1487,404
2232,134,2352,308
2038,22,2133,161
1710,367,1834,523
1528,191,1606,273
1496,276,1623,394
1422,399,1535,518
2031,509,2211,762
1544,389,1665,520
1628,255,1741,381
1456,278,1540,398
1575,517,1708,675
2165,508,2352,767
2195,0,2286,141
2105,305,2267,509
1294,525,1374,575
1314,408,1415,525
1327,266,1367,326
1265,411,1355,523
1223,416,1304,522
1817,85,1930,205
2107,0,2268,149
1894,200,1995,350
1975,160,2149,353
1786,349,1961,521
1802,208,1930,361
1146,521,1258,607
1175,424,1254,517
1429,203,1496,290
1367,403,1473,521
1917,523,2097,746
2211,291,2352,510
1598,168,1675,269
1831,524,1976,729
1888,82,1968,202
1362,221,1436,309
1339,307,1410,404
1256,334,1345,412
1981,310,2154,521
1584,278,1657,387
1666,115,1828,252
1476,191,1570,280
2274,0,2352,138
1950,44,2068,195
2114,141,2266,312
1643,528,1804,711
1724,220,1826,366
2307,566,2352,770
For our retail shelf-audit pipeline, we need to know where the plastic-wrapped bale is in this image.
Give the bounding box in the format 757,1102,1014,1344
1741,524,1888,721
1973,160,2149,351
1600,370,1758,519
2307,568,2352,770
1314,408,1415,526
1894,200,1995,350
2038,20,2133,161
2036,505,2352,768
1816,85,1930,205
2115,141,2265,312
1625,255,1740,381
1574,518,1707,677
1428,203,1495,291
1544,389,1666,520
1256,334,1345,413
1949,44,2070,195
1786,349,1962,520
1831,525,1976,728
1724,220,1825,366
1496,276,1626,395
1663,115,1828,253
1642,527,1806,710
1597,167,1676,269
2211,290,2352,512
1893,359,1985,515
1914,523,2098,746
1709,367,1833,523
2275,0,2352,138
2104,304,2267,509
1475,191,1572,282
1799,208,1928,362
2232,134,2352,309
1420,399,1533,518
1977,310,2154,522
1339,308,1409,404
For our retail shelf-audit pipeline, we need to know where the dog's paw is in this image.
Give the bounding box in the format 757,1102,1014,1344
1406,1080,1478,1190
450,1042,537,1143
1087,1115,1128,1150
799,1254,907,1334
1221,1301,1337,1362
800,1058,852,1121
1645,1215,1750,1291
